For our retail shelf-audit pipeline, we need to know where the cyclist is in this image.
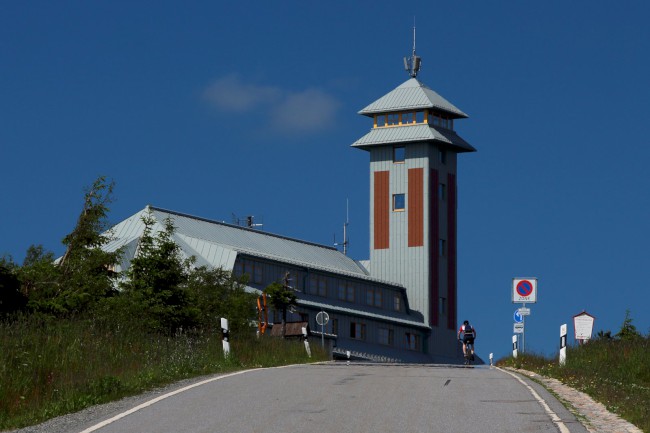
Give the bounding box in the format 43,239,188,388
458,320,476,361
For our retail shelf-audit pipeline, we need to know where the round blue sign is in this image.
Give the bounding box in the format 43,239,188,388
514,310,523,323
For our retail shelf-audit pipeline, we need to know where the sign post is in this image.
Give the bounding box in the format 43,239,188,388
316,310,329,348
512,278,537,353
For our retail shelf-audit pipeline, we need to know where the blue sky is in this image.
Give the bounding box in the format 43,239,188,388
2,2,649,360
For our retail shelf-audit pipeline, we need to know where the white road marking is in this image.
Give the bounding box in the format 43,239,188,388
498,368,571,433
78,369,260,433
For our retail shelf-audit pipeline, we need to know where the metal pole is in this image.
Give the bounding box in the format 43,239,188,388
522,303,526,354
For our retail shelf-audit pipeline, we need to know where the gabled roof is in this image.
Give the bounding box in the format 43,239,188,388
359,78,468,119
351,124,476,153
104,206,405,287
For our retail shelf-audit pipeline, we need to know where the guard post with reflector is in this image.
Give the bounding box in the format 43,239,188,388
559,324,567,366
221,317,230,358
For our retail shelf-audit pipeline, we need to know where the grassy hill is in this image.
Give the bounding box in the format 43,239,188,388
498,335,649,432
0,316,326,430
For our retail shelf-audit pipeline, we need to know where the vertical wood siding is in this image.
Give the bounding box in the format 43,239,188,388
408,168,424,247
374,170,390,249
447,173,457,330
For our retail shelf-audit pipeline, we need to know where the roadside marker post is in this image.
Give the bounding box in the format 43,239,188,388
559,324,567,366
221,317,231,358
512,335,518,358
489,352,494,366
302,326,311,358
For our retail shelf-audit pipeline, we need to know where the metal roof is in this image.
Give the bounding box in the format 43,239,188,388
359,78,468,118
103,206,406,287
351,124,476,153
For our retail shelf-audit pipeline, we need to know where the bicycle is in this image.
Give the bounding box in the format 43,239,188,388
463,341,474,365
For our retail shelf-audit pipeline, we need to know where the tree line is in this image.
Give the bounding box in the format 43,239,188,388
0,176,260,335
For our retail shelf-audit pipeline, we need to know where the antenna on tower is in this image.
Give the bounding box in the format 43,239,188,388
333,199,350,255
403,21,421,78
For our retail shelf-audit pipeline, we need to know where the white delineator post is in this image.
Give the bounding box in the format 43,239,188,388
302,326,311,358
560,323,566,365
221,318,230,358
489,353,494,367
512,335,518,358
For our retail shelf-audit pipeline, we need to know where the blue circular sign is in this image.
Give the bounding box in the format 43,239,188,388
514,310,523,323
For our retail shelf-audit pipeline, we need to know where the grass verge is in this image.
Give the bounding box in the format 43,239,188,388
497,338,650,433
0,316,326,431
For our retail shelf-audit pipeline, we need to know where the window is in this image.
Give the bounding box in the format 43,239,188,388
378,328,394,346
318,278,327,297
439,183,446,201
309,275,327,297
393,146,405,163
366,288,381,307
401,112,415,125
416,111,425,123
439,297,447,314
338,282,355,302
387,113,399,126
439,149,447,164
405,333,421,351
347,284,355,302
375,114,386,128
393,294,401,311
350,322,366,340
338,283,346,300
332,318,338,336
393,193,405,211
439,239,446,256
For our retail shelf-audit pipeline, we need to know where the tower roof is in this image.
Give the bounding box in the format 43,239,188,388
351,123,476,152
359,78,468,119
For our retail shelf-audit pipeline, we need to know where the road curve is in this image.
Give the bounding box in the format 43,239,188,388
25,363,592,433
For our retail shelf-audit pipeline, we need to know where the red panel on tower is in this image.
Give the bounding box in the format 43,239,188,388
408,168,424,247
374,171,390,249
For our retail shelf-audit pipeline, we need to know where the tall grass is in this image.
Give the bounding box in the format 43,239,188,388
0,315,326,430
498,338,650,432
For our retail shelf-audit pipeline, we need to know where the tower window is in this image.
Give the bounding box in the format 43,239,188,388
387,113,399,126
439,149,447,164
439,297,447,314
393,194,405,211
401,112,415,125
375,114,386,128
393,146,405,163
439,239,446,256
439,183,446,200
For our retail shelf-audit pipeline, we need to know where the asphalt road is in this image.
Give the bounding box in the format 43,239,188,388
69,363,589,433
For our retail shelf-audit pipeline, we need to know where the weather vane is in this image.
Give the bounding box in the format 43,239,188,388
403,23,421,78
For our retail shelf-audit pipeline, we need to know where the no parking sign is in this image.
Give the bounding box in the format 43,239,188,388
512,278,537,303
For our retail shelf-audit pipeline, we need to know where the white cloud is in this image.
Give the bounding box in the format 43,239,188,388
202,74,281,112
202,75,340,136
270,89,340,134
